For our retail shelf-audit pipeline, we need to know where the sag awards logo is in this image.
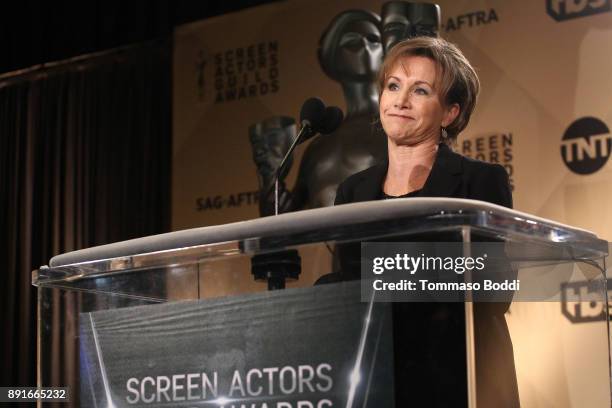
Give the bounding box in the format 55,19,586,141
560,117,612,175
547,0,611,21
213,41,279,103
195,42,280,103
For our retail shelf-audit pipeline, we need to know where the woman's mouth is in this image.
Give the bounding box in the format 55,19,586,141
387,113,415,120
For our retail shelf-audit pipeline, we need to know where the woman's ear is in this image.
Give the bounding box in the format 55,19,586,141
442,103,460,127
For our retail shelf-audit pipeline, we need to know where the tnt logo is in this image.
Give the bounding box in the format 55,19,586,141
547,0,611,21
560,117,611,175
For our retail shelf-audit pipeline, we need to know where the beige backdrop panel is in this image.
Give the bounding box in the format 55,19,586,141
173,1,612,407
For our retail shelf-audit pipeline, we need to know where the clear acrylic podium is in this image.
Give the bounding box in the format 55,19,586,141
33,198,611,407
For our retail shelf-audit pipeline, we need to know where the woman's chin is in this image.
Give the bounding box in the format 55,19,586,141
387,133,436,147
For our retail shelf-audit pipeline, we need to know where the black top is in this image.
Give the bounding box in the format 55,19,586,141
335,143,512,209
381,188,422,199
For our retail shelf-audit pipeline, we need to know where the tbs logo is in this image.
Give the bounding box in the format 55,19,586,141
561,281,608,323
560,117,611,175
547,0,611,21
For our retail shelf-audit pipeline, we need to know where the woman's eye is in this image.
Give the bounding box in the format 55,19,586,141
387,82,399,91
414,87,429,95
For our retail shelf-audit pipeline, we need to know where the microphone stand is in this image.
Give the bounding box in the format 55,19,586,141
251,102,343,290
273,121,313,215
251,122,313,290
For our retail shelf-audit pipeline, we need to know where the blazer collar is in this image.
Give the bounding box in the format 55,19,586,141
352,143,463,202
420,142,463,197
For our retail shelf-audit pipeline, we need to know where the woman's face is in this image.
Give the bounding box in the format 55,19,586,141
379,55,458,146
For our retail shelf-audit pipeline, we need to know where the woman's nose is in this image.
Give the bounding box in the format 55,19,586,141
393,90,411,109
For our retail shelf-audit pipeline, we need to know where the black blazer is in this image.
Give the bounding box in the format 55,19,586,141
334,143,513,208
332,143,519,407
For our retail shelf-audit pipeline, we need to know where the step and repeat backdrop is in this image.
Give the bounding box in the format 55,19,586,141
173,1,612,407
173,0,612,239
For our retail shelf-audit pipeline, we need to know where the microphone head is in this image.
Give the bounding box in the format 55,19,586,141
319,106,344,134
299,97,326,130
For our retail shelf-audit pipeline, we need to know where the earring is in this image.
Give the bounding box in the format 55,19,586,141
441,127,448,139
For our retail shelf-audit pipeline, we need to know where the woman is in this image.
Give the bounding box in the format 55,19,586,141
335,36,511,207
334,37,518,407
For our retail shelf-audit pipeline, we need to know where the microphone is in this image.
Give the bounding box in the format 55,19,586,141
274,98,325,181
271,98,344,215
300,97,326,131
294,97,326,145
319,106,344,134
296,103,344,144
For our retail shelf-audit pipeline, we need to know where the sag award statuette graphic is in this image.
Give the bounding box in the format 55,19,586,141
250,2,441,216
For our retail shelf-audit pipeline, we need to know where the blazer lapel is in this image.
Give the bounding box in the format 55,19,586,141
420,143,463,197
352,162,388,202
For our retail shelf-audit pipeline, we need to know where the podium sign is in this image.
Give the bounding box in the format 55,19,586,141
79,282,393,408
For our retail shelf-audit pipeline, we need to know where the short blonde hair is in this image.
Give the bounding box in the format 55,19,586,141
378,37,480,142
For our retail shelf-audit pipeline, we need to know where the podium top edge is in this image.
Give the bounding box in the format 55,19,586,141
44,198,605,271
